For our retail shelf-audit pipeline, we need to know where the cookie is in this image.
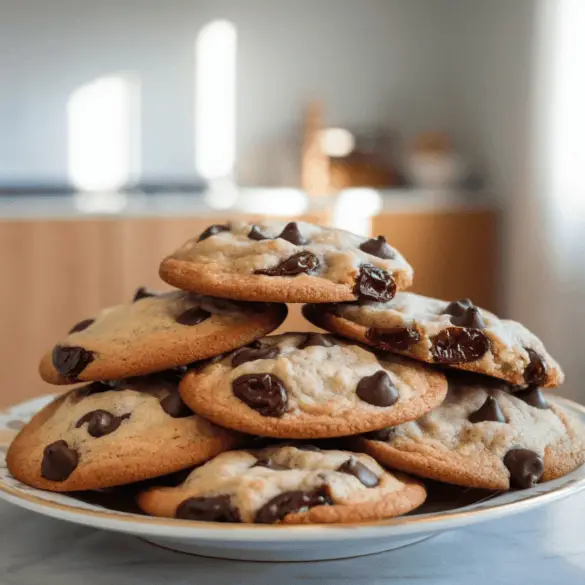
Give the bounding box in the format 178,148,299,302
137,444,426,524
179,333,448,438
39,289,287,384
7,371,243,491
303,293,564,387
159,221,413,303
355,375,585,490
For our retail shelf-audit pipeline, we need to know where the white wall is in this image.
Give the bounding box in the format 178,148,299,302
0,0,456,185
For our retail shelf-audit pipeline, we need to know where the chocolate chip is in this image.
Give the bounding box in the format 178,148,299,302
41,440,79,481
255,487,332,524
68,319,94,334
514,386,549,410
78,381,118,397
450,306,487,329
192,295,246,315
75,410,130,437
255,251,319,277
337,458,379,487
524,349,548,385
443,298,474,317
176,495,240,522
367,326,420,351
248,225,269,241
232,373,288,417
298,333,334,350
198,224,230,242
503,448,544,489
430,328,490,363
468,396,506,423
363,426,395,441
52,345,95,377
354,264,396,303
231,344,280,368
160,392,193,418
359,236,395,259
276,222,307,245
132,287,160,302
253,458,289,471
175,307,211,326
356,371,399,407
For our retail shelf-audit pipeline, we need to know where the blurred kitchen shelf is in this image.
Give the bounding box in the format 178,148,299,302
0,188,493,220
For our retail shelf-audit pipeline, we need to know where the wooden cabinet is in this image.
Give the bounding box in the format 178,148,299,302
371,209,499,311
0,214,323,407
0,206,497,407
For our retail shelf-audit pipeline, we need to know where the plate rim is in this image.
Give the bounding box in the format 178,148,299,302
1,393,584,542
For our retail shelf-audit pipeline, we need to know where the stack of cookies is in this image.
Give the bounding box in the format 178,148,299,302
7,220,585,525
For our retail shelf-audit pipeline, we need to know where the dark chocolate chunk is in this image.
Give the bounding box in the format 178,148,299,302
363,426,395,441
198,224,230,242
450,306,487,329
443,298,474,317
354,264,396,303
160,392,193,418
41,440,79,482
276,222,307,245
367,326,421,351
248,225,269,241
503,448,544,489
430,328,490,363
191,294,247,315
68,319,94,334
52,345,95,377
337,458,379,487
514,386,549,410
232,373,288,417
176,495,240,522
253,458,289,471
231,344,280,368
298,333,334,350
132,287,160,302
78,381,118,397
356,371,399,407
175,307,211,326
255,487,332,524
524,349,548,385
468,396,506,423
255,251,319,277
75,410,130,437
359,235,395,259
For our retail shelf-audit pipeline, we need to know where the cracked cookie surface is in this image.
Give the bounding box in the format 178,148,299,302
179,333,447,438
159,221,413,303
303,293,563,387
137,444,426,524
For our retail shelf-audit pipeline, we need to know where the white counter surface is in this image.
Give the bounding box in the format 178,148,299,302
1,491,583,585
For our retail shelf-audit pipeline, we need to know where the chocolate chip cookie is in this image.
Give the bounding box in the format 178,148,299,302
179,333,448,438
303,293,564,387
137,444,426,524
39,289,287,384
356,375,585,490
7,372,243,491
159,221,413,303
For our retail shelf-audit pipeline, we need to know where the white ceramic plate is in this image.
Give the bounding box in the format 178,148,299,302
1,394,584,562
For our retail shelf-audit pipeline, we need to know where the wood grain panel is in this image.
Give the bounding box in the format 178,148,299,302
0,220,105,406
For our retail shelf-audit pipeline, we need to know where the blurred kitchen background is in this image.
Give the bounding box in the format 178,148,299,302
0,0,583,405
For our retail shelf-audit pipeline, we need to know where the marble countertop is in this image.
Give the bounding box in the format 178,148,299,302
1,493,584,585
0,188,494,221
